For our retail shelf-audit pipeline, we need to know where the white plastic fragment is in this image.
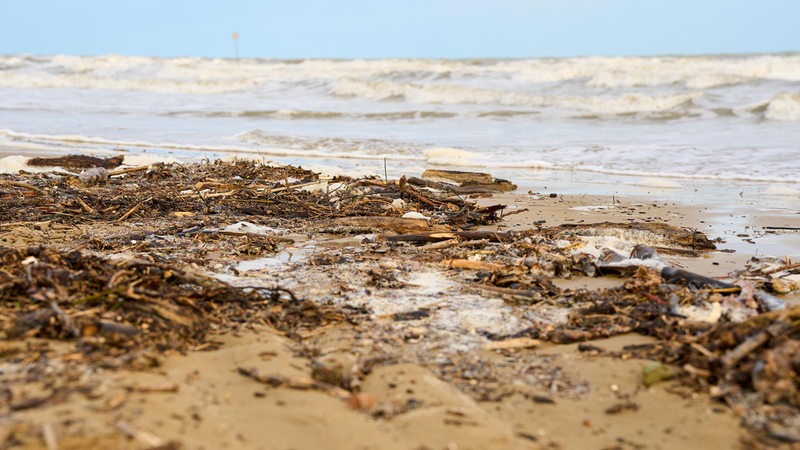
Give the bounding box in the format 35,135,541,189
402,211,431,220
391,198,407,212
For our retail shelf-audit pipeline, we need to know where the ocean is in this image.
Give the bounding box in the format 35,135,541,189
1,53,799,205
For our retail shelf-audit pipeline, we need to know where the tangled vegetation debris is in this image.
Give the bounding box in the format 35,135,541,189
1,157,798,447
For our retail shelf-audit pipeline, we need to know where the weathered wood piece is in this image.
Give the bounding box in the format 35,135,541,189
387,230,514,243
422,169,494,184
545,221,717,250
322,216,451,234
28,155,124,170
408,176,515,194
417,170,518,192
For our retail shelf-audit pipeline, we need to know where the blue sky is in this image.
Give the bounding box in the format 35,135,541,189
2,0,798,58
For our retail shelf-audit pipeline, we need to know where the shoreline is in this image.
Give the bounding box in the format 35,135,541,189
5,147,799,256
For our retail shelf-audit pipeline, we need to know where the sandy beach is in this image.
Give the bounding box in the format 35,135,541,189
1,156,799,449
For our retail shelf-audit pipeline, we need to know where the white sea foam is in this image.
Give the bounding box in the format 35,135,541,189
234,130,423,160
546,55,800,88
3,53,800,95
764,93,800,121
534,162,799,184
423,147,480,166
0,155,33,173
0,128,423,163
266,109,346,120
764,185,800,196
517,160,553,169
0,152,182,173
331,78,698,115
631,178,683,189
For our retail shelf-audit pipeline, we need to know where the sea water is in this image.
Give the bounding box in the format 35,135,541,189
1,53,799,204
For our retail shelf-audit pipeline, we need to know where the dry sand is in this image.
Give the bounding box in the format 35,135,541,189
2,166,799,449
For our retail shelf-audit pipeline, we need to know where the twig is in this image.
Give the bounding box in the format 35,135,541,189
403,185,439,207
108,165,149,177
129,382,179,393
115,421,165,448
72,286,127,305
721,321,789,368
764,226,800,231
388,230,513,243
761,261,800,276
210,230,295,242
467,283,544,301
196,190,237,198
682,364,712,378
442,259,508,271
42,423,58,450
50,301,79,338
237,367,350,400
421,238,460,250
0,179,45,194
265,180,325,194
710,287,740,294
10,389,65,411
191,180,324,198
688,342,715,358
501,208,529,218
116,196,152,221
0,220,52,228
482,337,541,350
76,196,96,214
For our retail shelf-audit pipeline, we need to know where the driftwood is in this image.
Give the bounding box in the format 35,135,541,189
442,259,507,271
482,337,541,351
660,266,738,290
387,230,514,244
422,169,494,184
408,177,515,194
418,170,518,192
545,221,717,251
321,216,451,234
28,155,124,170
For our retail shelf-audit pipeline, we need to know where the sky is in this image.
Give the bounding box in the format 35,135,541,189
1,0,798,59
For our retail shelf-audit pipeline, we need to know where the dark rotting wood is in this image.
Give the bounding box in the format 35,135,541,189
28,155,125,170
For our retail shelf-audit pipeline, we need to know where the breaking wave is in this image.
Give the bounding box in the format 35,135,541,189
1,53,797,121
0,128,423,161
162,109,458,120
764,93,800,121
2,53,799,91
331,78,698,115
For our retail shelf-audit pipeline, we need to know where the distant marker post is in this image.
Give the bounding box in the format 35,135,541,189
232,32,240,66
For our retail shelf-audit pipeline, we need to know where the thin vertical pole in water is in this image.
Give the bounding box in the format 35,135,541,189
232,32,240,67
384,158,388,184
